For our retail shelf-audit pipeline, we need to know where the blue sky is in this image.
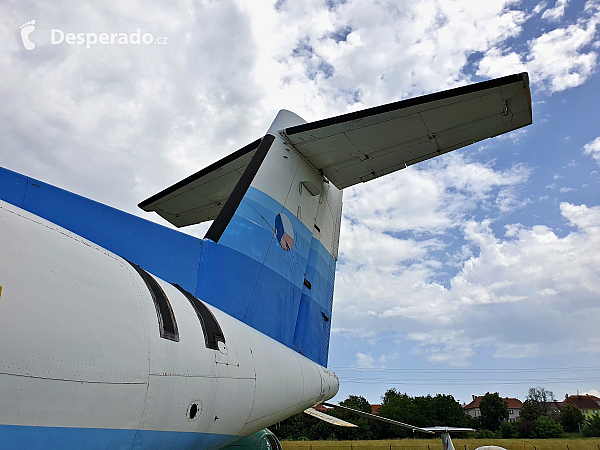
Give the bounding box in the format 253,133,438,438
1,0,599,406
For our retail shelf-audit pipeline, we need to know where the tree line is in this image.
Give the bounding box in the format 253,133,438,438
477,387,600,439
271,387,600,441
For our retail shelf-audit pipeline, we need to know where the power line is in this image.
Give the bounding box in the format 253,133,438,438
338,376,600,386
329,365,600,373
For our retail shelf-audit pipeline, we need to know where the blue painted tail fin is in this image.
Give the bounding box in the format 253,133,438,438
189,111,343,366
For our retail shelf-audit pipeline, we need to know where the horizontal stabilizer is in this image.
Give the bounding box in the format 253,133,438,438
303,407,358,427
422,427,476,433
282,73,531,189
138,139,261,227
139,73,531,228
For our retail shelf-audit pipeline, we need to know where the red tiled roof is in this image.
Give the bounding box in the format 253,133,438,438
313,404,328,413
505,398,524,408
464,396,523,410
565,395,600,409
371,404,381,415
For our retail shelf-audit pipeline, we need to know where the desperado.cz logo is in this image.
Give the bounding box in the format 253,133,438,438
51,29,168,48
20,20,168,50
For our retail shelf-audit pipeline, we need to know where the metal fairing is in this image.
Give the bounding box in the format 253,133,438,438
0,199,339,448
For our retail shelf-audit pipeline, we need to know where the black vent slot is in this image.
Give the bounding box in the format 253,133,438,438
126,261,179,342
172,284,226,350
303,278,312,289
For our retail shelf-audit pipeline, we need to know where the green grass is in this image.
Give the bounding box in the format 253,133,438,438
281,438,600,450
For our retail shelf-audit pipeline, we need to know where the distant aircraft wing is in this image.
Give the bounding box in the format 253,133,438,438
322,404,477,434
322,402,435,434
138,138,261,227
303,407,358,427
281,73,531,189
422,427,476,433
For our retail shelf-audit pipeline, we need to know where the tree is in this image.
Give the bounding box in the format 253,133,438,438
479,392,509,431
560,404,585,433
534,416,563,438
378,390,472,437
378,389,414,438
340,395,372,413
582,413,600,437
430,394,472,428
520,399,544,422
499,420,518,438
527,386,555,416
272,411,317,441
334,395,377,441
272,394,379,441
517,418,538,438
519,399,545,438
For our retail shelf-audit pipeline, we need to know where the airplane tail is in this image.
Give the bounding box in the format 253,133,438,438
141,110,343,366
140,72,532,367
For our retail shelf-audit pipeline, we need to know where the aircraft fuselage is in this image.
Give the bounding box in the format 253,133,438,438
0,200,338,448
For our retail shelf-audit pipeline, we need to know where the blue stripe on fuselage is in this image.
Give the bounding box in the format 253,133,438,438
0,424,238,450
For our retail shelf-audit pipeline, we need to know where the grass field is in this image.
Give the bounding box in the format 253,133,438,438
281,438,600,450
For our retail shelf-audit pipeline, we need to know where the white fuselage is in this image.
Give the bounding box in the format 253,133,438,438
0,199,338,448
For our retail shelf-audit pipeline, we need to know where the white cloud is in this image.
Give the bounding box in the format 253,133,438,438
0,0,267,221
335,202,600,365
533,1,548,15
562,202,600,231
477,48,527,79
541,0,570,21
408,330,478,366
251,0,529,116
527,8,600,92
583,137,600,164
356,352,377,368
342,152,531,236
496,186,532,212
478,1,600,92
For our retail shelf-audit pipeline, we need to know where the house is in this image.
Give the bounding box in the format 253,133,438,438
464,395,523,422
546,400,566,417
564,394,600,417
371,404,381,415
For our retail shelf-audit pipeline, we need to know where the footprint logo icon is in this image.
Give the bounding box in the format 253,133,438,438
20,20,36,50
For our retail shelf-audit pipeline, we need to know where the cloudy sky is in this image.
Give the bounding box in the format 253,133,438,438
2,0,599,406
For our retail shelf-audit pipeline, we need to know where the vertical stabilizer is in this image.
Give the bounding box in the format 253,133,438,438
195,110,342,366
441,432,456,450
